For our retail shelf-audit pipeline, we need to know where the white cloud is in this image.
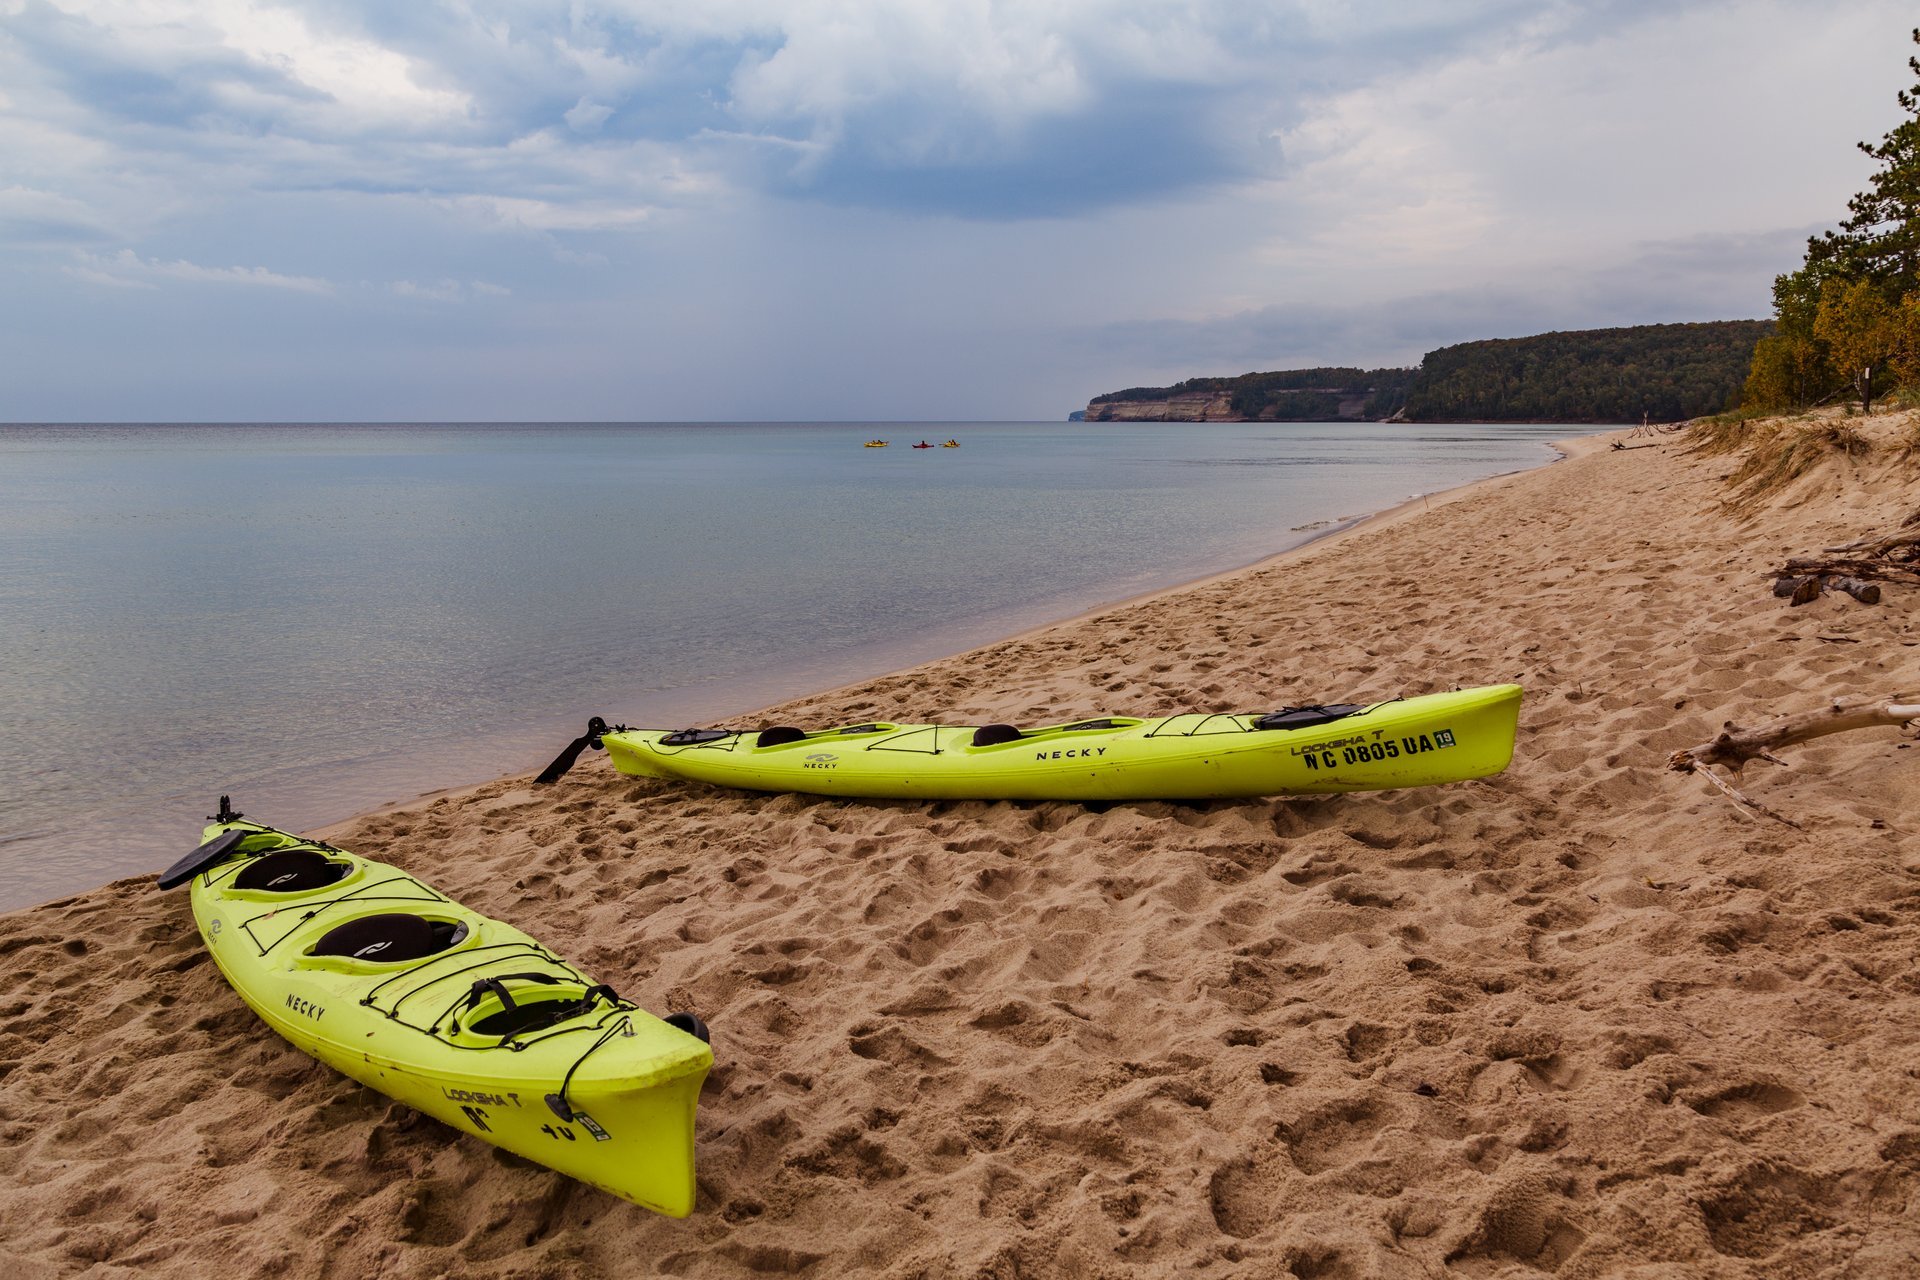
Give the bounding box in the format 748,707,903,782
564,99,614,132
0,185,117,244
389,278,464,301
63,263,156,289
430,193,656,234
390,278,512,301
44,0,472,127
68,249,334,293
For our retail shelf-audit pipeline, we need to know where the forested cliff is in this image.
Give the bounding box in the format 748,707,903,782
1084,321,1771,423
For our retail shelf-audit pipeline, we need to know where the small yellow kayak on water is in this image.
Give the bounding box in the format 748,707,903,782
541,685,1522,801
157,802,713,1216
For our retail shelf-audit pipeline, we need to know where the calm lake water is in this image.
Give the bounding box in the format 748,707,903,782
0,420,1601,908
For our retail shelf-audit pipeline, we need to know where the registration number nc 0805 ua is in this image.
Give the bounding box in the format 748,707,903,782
1300,729,1456,771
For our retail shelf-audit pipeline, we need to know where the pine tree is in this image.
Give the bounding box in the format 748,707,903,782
1746,29,1920,409
1805,29,1920,294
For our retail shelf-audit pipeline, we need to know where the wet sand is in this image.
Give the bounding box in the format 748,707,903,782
4,414,1919,1277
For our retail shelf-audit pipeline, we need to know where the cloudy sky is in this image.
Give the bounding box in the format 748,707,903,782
1,0,1912,420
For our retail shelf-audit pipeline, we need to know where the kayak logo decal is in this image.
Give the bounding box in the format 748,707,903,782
352,941,392,958
1036,746,1109,761
803,752,839,770
285,993,325,1020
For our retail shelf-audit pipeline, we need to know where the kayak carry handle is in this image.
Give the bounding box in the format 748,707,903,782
535,717,613,784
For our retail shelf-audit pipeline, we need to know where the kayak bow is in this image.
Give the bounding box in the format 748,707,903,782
157,803,713,1216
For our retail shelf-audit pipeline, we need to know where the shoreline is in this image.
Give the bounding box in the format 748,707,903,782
303,428,1619,844
0,422,1607,914
8,411,1920,1273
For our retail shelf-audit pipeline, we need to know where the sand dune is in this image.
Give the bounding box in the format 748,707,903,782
4,415,1920,1277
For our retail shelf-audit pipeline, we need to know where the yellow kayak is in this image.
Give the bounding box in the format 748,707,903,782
157,803,713,1216
545,685,1521,801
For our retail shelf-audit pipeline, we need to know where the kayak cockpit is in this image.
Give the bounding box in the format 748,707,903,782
306,912,473,966
233,847,351,893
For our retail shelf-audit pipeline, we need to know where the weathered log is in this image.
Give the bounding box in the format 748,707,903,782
1780,556,1920,583
1830,576,1882,604
1670,696,1920,774
1772,574,1816,600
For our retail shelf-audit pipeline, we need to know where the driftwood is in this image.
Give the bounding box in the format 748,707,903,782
1669,696,1920,826
1831,576,1882,604
1827,531,1920,557
1780,555,1920,584
1771,570,1883,606
1772,575,1822,605
1825,518,1920,557
1769,515,1920,605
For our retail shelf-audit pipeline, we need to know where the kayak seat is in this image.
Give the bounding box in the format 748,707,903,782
972,724,1025,747
756,727,807,748
1058,719,1124,732
234,849,348,893
1253,704,1367,731
311,913,468,963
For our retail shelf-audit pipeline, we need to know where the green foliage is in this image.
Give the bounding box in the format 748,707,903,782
1892,294,1920,386
1748,29,1920,411
1398,321,1773,422
1089,367,1416,420
1088,324,1770,423
1758,265,1839,405
1813,278,1900,412
1743,308,1834,412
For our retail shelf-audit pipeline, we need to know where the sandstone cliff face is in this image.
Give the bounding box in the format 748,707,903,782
1085,391,1237,421
1083,388,1383,422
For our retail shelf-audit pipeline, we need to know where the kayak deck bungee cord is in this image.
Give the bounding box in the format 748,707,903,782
157,800,713,1216
540,684,1523,801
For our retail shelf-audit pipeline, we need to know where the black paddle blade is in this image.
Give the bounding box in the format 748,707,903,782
535,716,610,785
156,828,249,891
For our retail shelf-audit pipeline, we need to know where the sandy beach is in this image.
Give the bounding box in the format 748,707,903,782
5,413,1920,1277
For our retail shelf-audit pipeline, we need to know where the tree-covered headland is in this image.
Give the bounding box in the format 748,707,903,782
1402,322,1771,422
1089,368,1415,420
1087,322,1769,423
1743,29,1920,414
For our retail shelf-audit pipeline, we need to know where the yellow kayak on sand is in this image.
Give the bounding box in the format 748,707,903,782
542,685,1522,801
157,803,713,1216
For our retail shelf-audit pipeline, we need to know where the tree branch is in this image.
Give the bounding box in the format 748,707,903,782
1669,696,1920,774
